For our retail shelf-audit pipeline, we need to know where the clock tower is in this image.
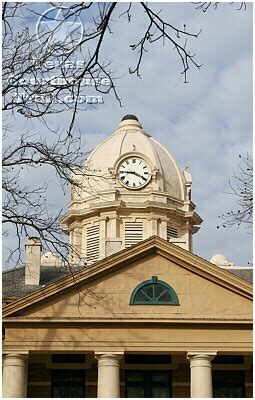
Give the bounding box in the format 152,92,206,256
61,115,202,264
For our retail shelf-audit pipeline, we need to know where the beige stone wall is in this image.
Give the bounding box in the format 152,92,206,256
19,254,252,321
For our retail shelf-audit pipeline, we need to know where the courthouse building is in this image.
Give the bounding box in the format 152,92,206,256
2,115,253,398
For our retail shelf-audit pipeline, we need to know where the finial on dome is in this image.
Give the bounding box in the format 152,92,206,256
117,114,143,131
121,114,139,121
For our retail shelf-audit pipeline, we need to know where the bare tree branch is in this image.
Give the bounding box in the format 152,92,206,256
193,2,247,12
218,154,253,232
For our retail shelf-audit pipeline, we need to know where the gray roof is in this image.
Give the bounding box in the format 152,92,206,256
2,263,252,300
2,264,85,299
224,268,253,283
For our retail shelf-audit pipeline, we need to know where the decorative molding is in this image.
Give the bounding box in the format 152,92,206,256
3,317,252,324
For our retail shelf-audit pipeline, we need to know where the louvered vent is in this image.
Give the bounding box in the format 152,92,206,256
125,222,143,248
86,225,100,263
167,225,178,240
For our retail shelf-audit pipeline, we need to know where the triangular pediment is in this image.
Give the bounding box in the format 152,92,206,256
3,237,252,322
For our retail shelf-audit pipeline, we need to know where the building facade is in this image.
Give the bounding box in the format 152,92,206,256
2,116,253,398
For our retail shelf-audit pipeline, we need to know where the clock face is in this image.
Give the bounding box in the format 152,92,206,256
117,157,151,188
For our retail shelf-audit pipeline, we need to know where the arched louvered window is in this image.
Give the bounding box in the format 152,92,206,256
130,276,179,305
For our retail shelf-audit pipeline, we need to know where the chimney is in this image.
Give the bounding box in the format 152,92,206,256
25,237,42,285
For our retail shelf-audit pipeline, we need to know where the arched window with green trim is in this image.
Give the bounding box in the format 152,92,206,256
130,276,179,305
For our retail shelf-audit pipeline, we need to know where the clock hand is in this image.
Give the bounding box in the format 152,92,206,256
129,171,147,180
119,170,147,181
119,170,136,176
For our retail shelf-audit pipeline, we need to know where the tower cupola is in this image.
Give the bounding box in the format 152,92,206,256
61,116,202,264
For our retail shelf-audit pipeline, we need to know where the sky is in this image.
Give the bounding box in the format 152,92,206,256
3,2,253,267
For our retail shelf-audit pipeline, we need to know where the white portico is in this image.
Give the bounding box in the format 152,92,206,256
2,235,253,398
61,115,202,263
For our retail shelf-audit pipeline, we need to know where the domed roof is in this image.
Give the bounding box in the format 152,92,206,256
210,254,234,267
83,116,185,200
41,252,62,265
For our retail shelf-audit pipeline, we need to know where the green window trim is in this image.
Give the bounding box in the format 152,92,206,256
130,276,179,305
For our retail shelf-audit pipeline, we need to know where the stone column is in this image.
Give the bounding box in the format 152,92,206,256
99,218,107,258
2,353,29,398
72,227,82,262
187,351,217,398
95,352,124,398
159,219,167,240
151,219,158,236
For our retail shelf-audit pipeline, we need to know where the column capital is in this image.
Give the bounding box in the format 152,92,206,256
187,351,217,363
95,351,124,366
95,351,124,356
3,353,29,367
3,350,29,355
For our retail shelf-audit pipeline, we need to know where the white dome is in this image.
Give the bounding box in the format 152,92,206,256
41,252,62,265
210,254,233,267
81,116,185,200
